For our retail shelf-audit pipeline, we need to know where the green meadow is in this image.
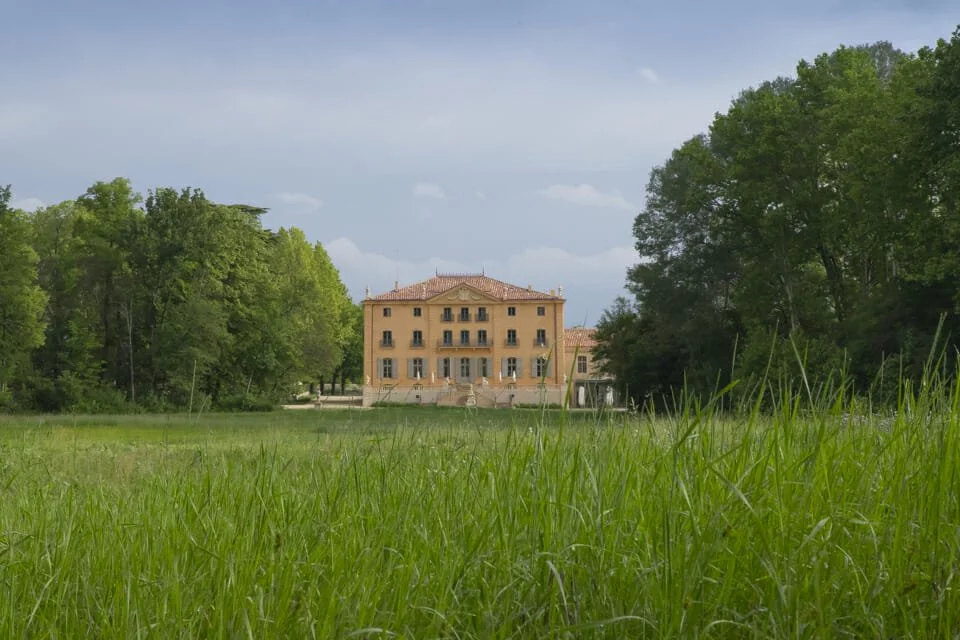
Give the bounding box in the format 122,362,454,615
1,397,958,638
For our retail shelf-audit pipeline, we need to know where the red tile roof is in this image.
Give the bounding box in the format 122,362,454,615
367,274,563,302
563,326,598,349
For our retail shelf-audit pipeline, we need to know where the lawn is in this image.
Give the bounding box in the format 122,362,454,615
0,402,957,638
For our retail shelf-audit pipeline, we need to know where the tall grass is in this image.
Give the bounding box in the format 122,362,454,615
1,373,959,637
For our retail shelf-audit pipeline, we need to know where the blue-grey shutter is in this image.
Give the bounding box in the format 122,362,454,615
546,357,553,378
376,358,382,380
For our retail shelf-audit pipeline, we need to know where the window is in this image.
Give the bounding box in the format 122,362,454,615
507,306,516,317
577,355,588,374
506,329,517,345
506,357,518,376
412,330,423,346
459,307,470,322
460,330,470,345
382,358,393,378
477,329,488,345
479,357,489,378
442,307,453,322
536,357,548,377
412,358,424,378
381,330,393,347
477,307,488,321
413,307,422,317
459,357,471,379
443,330,453,346
382,307,391,317
536,329,547,346
537,306,546,316
442,357,451,378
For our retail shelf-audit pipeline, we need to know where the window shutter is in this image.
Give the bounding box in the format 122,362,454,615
546,357,553,378
516,358,522,378
376,358,382,380
407,358,413,379
437,357,443,379
500,358,506,378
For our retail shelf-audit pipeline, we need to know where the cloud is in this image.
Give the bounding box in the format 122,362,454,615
537,184,636,212
637,66,661,84
10,197,45,212
0,41,735,181
277,191,323,211
475,190,486,200
324,237,639,321
413,182,446,200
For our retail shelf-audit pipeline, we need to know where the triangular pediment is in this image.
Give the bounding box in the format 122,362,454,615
426,283,499,303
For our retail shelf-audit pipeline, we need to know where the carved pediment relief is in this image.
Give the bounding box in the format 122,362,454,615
447,287,485,301
428,284,496,302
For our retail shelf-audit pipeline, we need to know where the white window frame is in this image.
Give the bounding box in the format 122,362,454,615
536,357,547,377
577,355,588,374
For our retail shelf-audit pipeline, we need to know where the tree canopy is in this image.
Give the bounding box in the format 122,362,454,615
596,28,960,408
0,178,356,412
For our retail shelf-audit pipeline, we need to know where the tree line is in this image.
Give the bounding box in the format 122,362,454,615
596,27,960,408
0,178,362,412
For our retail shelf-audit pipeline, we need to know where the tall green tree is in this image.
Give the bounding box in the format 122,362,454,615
0,186,47,402
74,178,143,402
28,201,106,410
599,31,960,406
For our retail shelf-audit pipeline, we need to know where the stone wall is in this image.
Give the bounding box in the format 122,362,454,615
362,384,565,408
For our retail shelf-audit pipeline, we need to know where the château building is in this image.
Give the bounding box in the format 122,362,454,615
361,273,614,407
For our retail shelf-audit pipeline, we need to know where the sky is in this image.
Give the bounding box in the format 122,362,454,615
2,1,957,324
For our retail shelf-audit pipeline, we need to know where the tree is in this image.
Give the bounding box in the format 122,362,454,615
0,186,47,402
74,178,143,402
599,32,960,406
333,303,364,394
28,201,106,410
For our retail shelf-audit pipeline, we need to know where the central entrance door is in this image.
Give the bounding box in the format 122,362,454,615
458,357,471,384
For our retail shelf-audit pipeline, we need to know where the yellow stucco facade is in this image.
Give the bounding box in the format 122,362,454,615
362,273,580,406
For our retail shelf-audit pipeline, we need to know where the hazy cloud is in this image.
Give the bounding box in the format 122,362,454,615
324,237,638,321
538,184,636,212
10,197,45,212
277,191,323,211
637,66,661,84
413,182,447,200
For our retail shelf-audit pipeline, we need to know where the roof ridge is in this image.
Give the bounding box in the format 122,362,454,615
367,273,562,302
